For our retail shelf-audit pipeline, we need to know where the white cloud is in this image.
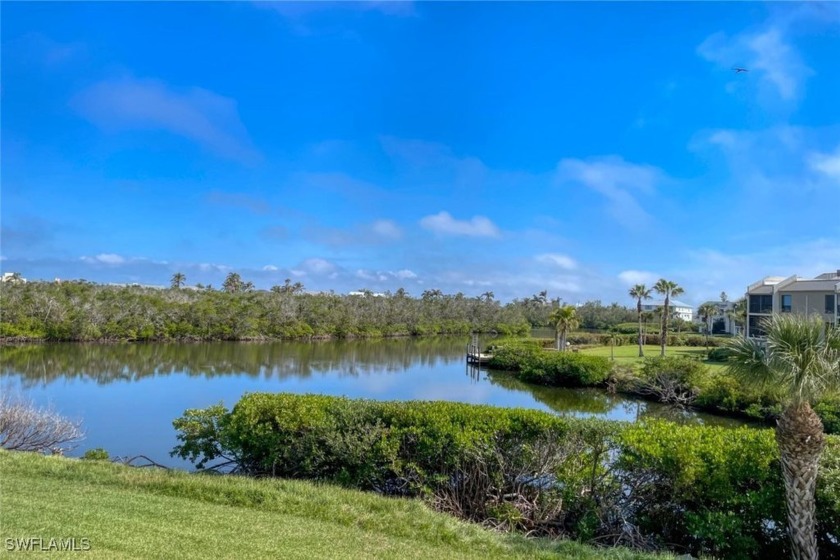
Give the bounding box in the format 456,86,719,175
197,262,231,273
555,156,663,230
81,253,126,265
301,218,404,247
809,148,840,183
371,219,403,239
71,76,260,164
696,125,840,195
419,211,500,238
535,253,577,270
697,24,812,103
262,265,279,271
355,268,419,283
618,270,659,286
299,258,337,275
747,28,806,101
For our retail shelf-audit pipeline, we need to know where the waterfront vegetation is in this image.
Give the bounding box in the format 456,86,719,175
488,339,840,434
0,280,529,341
0,279,703,343
0,450,668,560
171,393,840,559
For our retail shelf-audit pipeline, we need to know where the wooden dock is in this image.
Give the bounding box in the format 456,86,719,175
466,351,493,365
466,334,493,365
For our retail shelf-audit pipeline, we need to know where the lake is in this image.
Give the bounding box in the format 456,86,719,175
0,338,751,468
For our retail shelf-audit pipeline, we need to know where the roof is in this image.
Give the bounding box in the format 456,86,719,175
780,279,840,292
644,299,693,309
699,300,734,309
747,272,840,294
749,285,775,295
747,276,785,291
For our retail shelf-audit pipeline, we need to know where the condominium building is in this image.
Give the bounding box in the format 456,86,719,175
641,299,694,322
745,271,840,337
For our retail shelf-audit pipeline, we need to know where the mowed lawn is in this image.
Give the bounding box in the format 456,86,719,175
579,344,727,373
0,451,669,560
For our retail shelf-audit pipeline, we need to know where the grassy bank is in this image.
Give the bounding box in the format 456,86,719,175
579,344,727,373
0,450,666,560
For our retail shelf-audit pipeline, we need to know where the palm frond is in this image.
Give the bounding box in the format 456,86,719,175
727,314,840,406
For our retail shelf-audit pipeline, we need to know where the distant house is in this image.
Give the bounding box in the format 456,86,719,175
1,272,26,284
745,271,840,337
696,300,738,335
641,299,694,322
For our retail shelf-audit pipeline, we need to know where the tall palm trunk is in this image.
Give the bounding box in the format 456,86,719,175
637,300,644,357
660,297,669,357
776,403,825,560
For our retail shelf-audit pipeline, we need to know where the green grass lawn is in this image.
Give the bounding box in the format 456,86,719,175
0,450,669,560
579,344,726,373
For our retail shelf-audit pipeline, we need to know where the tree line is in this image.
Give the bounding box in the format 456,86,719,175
0,273,718,342
0,278,532,341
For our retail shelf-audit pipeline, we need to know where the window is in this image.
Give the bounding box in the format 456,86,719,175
781,294,792,312
749,294,773,314
748,316,767,337
826,294,837,314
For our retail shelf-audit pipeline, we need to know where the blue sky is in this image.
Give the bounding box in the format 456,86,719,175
2,1,839,305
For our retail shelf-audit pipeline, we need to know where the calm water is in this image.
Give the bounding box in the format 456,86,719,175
0,339,750,468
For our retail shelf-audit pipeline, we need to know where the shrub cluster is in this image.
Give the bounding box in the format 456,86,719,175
633,356,707,405
172,394,840,559
487,342,612,386
488,341,840,434
173,394,615,536
707,347,737,362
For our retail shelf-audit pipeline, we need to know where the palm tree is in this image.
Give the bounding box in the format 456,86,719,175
641,311,654,345
726,314,840,560
728,298,747,336
549,305,579,351
654,279,684,357
698,302,718,347
170,272,186,290
605,328,622,361
223,272,243,293
629,284,652,357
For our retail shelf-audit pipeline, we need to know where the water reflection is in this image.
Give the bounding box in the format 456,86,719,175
1,340,754,464
0,339,466,388
483,369,749,428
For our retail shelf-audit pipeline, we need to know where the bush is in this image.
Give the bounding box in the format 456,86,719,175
708,347,737,362
488,342,611,387
173,393,615,536
172,394,840,559
815,398,840,436
634,356,709,405
617,421,786,559
485,339,543,370
519,352,612,386
81,448,110,461
0,393,84,454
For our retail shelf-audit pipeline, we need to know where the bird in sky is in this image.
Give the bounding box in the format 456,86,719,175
732,67,749,73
